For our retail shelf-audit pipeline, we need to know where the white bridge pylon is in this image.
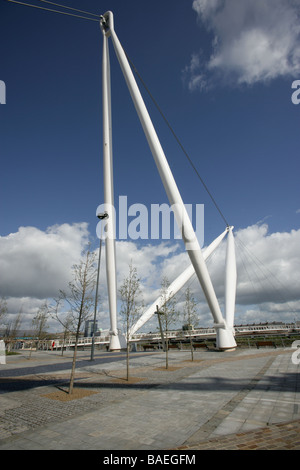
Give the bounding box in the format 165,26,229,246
130,227,232,337
100,12,237,351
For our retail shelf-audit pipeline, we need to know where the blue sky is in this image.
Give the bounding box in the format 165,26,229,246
1,0,300,331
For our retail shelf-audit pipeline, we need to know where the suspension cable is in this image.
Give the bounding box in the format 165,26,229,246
6,0,101,22
235,236,298,314
37,0,100,18
6,0,231,228
125,52,230,228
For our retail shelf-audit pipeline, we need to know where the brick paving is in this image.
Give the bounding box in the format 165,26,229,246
174,420,300,450
0,374,141,440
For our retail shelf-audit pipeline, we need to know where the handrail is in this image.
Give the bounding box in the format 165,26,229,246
43,323,299,349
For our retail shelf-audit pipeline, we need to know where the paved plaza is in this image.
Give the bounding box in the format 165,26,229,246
0,346,299,450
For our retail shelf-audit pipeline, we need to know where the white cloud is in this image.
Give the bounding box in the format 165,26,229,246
185,0,300,90
0,223,183,331
204,223,300,324
182,52,208,92
1,222,300,332
115,240,184,306
0,223,89,299
236,224,300,303
115,240,180,288
114,224,300,329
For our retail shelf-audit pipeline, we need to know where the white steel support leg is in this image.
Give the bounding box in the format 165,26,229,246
130,228,228,336
102,32,121,351
225,226,237,330
216,226,237,350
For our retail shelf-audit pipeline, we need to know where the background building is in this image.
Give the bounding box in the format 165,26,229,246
84,320,99,338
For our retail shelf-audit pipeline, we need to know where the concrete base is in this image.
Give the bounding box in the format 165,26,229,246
109,333,127,351
109,334,121,351
216,327,237,351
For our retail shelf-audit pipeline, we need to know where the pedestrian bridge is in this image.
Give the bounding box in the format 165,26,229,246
49,323,299,350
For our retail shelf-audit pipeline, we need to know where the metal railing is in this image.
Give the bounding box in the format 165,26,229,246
47,323,299,349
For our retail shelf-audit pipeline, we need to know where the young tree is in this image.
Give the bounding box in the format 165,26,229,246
60,312,73,356
27,302,49,358
54,247,97,394
183,287,198,361
10,308,23,340
32,302,49,344
0,297,7,325
5,308,23,352
159,276,178,369
119,262,143,381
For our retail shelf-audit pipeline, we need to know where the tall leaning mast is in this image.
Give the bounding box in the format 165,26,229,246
100,13,121,351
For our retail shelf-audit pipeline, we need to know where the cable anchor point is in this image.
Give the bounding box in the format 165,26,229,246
100,11,114,36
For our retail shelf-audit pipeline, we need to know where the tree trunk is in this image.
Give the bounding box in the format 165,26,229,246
29,341,34,359
69,326,80,394
126,317,130,381
190,334,194,361
68,342,77,394
126,340,130,381
165,333,169,369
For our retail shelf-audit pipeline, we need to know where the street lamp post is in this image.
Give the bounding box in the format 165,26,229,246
90,212,108,361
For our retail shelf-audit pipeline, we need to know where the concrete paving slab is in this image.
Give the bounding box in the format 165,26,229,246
0,347,299,450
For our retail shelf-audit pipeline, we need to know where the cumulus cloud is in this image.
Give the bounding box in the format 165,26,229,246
115,240,180,290
0,223,89,299
112,223,300,329
0,223,184,330
184,0,300,90
1,222,299,332
235,225,300,305
199,223,300,325
114,240,185,306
